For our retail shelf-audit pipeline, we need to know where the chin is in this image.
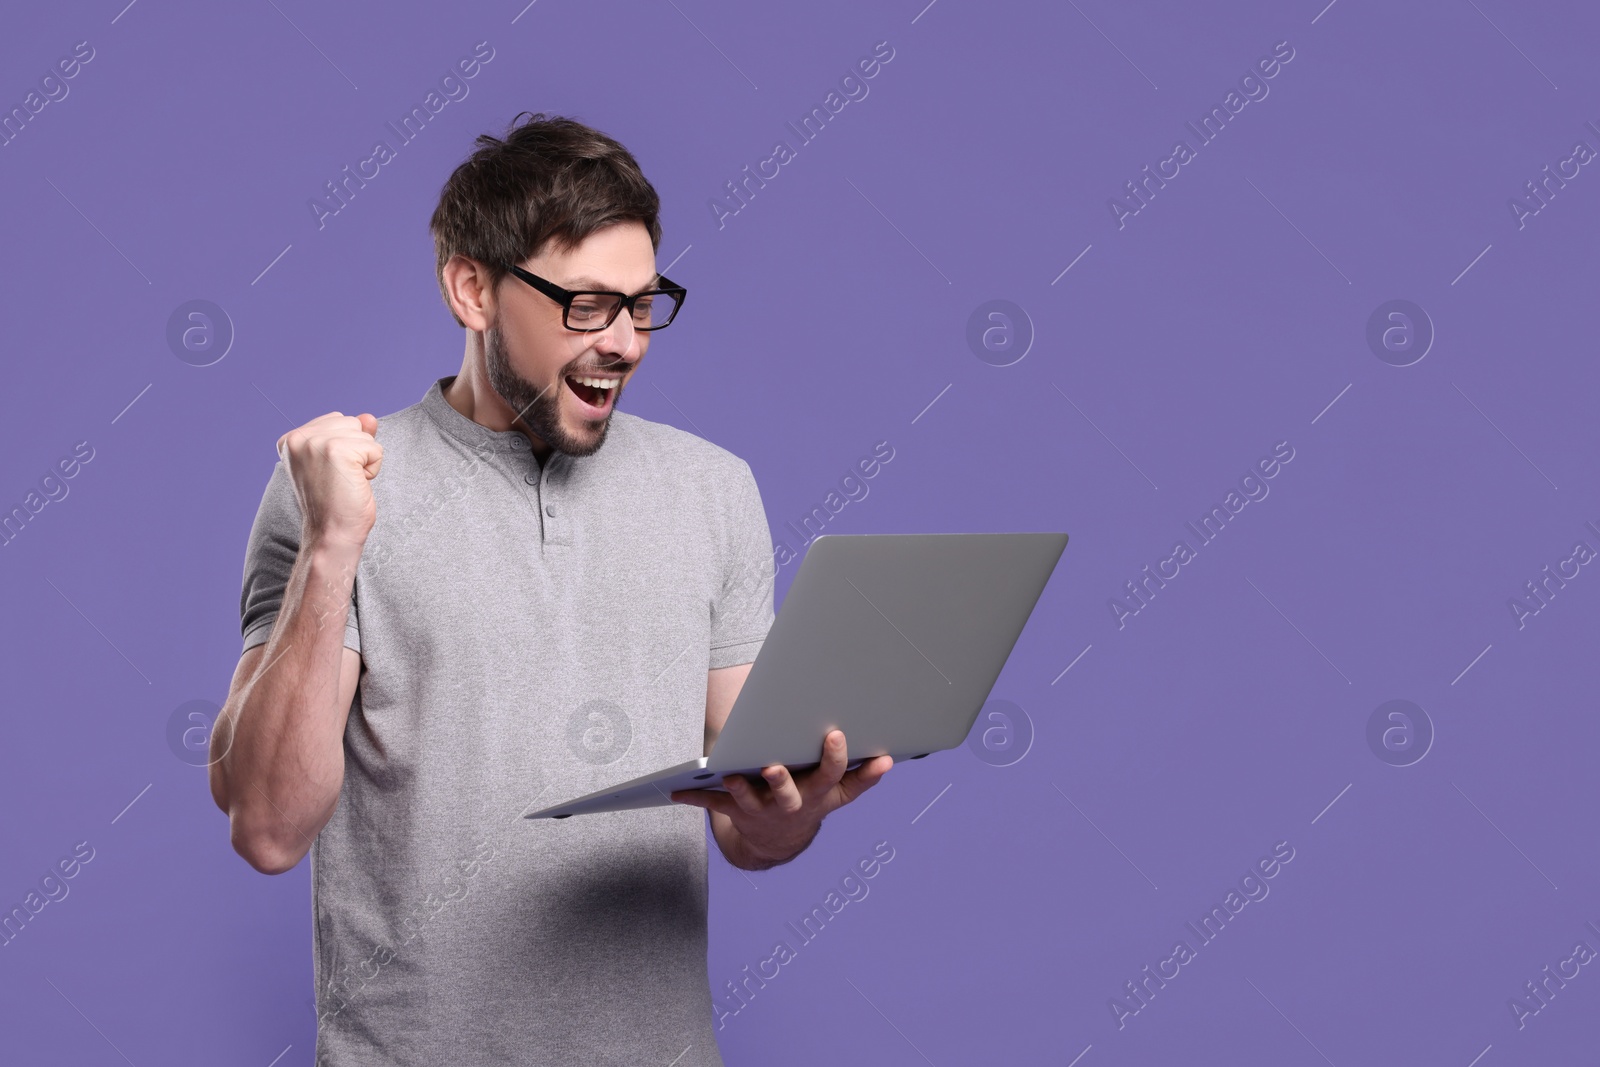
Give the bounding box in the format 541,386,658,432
555,418,610,457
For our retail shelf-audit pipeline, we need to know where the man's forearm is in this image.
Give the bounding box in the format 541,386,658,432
216,538,360,872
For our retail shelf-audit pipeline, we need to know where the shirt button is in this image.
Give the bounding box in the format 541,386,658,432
510,437,527,450
545,504,556,517
524,473,537,485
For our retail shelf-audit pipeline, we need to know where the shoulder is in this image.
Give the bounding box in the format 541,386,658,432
253,390,439,511
365,391,483,487
256,394,447,526
371,394,434,448
610,410,756,492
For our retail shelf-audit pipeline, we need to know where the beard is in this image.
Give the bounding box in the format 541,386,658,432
483,313,622,458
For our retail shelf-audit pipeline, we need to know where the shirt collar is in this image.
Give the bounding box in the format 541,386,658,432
421,375,573,466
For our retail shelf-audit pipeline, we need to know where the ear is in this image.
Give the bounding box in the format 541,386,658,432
442,255,496,332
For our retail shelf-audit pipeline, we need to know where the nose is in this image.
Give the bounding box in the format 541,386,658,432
592,307,643,361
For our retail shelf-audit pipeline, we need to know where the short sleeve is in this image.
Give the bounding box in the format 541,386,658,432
240,460,361,656
708,461,774,669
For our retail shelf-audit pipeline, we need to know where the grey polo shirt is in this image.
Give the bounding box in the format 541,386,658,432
239,375,775,1067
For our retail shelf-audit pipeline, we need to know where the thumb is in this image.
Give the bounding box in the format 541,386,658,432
357,412,378,437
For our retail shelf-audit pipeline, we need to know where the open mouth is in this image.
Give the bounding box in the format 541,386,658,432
564,374,618,416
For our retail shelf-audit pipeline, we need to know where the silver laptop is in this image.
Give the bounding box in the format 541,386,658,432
524,531,1068,819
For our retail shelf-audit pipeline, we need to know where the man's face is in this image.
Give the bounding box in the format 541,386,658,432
484,220,658,457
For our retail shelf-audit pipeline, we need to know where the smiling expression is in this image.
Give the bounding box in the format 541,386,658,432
484,220,660,458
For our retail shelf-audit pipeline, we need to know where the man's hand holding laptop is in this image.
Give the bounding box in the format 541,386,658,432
670,730,894,870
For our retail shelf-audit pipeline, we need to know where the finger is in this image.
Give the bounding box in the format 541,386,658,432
817,730,849,786
357,412,378,437
279,413,363,459
309,417,370,447
324,430,384,479
797,731,849,802
299,412,349,438
761,765,804,814
669,788,740,817
358,436,384,479
836,755,895,805
722,773,767,817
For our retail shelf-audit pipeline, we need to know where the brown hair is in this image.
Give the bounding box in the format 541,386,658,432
429,112,663,328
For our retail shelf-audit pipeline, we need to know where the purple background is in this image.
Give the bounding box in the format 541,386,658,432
2,0,1597,1063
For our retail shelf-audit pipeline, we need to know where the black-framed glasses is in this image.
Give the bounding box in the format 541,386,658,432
501,263,687,332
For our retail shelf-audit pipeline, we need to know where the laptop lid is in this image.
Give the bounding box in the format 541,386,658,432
705,531,1068,772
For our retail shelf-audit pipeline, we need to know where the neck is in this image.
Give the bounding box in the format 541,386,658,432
444,345,551,462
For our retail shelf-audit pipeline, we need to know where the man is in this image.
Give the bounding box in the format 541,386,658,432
208,112,893,1066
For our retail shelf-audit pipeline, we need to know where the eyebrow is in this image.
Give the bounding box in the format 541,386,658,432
562,274,661,295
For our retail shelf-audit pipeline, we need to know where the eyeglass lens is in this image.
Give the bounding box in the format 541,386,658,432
567,290,680,331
